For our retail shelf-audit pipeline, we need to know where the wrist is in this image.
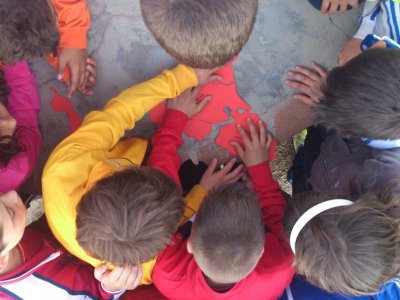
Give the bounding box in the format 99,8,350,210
166,108,190,118
101,282,125,294
245,159,268,168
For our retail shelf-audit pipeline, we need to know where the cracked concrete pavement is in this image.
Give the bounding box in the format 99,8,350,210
24,0,361,194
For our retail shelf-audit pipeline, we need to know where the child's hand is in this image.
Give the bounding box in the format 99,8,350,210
321,0,359,14
94,264,142,292
77,57,97,96
200,158,244,192
338,38,362,66
167,87,211,118
285,62,328,107
57,48,87,98
194,68,222,85
231,119,272,167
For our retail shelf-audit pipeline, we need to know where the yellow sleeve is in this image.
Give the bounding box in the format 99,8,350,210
42,64,197,270
48,64,198,161
181,184,208,223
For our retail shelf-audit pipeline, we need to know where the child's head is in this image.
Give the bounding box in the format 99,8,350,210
140,0,258,69
315,48,400,140
76,167,184,266
188,183,264,284
0,191,26,259
283,181,400,296
0,0,59,64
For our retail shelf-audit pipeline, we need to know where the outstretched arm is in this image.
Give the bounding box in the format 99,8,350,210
339,1,380,65
51,0,91,97
147,87,214,221
2,61,42,190
232,119,286,234
147,87,210,184
47,65,198,166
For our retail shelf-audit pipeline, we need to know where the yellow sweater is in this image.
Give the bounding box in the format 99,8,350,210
42,65,207,284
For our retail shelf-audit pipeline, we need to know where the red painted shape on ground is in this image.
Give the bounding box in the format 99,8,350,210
149,57,277,159
183,119,213,142
50,87,81,133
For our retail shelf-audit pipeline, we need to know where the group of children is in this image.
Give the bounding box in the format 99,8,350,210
0,0,399,299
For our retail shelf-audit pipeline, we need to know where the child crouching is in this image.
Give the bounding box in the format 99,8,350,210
283,181,400,296
152,119,295,300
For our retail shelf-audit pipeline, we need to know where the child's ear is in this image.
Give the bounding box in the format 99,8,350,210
187,239,193,254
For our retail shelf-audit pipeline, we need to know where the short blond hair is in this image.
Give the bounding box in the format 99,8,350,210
191,183,264,283
140,0,258,69
283,181,400,295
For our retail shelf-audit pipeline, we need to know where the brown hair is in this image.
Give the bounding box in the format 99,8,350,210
0,72,8,99
76,167,184,266
191,183,264,284
283,180,400,296
0,135,23,167
140,0,258,69
0,0,60,64
315,48,400,139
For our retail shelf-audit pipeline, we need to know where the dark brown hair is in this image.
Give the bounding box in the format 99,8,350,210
315,48,400,139
0,0,60,64
283,180,400,296
140,0,258,69
0,72,8,99
76,167,184,266
191,183,264,283
0,135,23,167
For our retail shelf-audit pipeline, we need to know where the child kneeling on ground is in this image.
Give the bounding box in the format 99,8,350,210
42,64,221,288
283,181,400,296
151,119,295,300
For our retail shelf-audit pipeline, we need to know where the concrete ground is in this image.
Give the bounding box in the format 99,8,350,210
23,0,362,195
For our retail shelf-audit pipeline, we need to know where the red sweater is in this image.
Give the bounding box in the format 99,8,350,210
152,162,295,300
0,229,123,299
146,108,188,186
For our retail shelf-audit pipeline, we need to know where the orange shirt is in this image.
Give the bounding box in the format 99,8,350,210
52,0,90,49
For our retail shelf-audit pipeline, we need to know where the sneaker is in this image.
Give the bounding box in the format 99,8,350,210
293,129,308,152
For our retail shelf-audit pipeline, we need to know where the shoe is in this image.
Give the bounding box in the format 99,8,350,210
293,129,308,152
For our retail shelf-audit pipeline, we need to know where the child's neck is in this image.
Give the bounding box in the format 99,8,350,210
0,246,23,276
203,273,235,293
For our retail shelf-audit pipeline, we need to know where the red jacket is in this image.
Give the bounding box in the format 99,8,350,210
147,108,189,186
152,162,295,300
0,229,123,300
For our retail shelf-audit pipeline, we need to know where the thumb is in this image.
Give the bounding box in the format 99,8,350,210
94,264,108,280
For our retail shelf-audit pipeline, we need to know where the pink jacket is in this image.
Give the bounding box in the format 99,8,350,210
0,61,41,192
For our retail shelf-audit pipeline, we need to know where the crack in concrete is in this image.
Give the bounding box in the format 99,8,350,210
329,16,352,39
89,12,137,56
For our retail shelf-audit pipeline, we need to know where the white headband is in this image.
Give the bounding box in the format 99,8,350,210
289,199,354,254
361,137,400,150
